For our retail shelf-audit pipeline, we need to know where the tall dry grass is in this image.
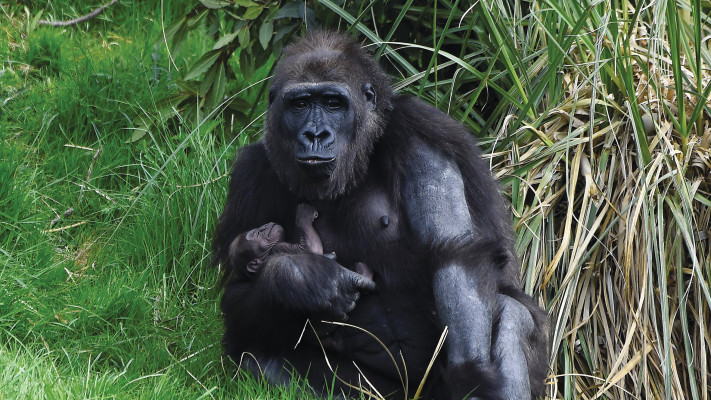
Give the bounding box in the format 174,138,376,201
323,0,710,398
465,1,711,398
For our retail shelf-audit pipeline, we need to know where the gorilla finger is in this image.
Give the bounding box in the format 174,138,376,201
354,261,373,280
345,300,357,313
351,274,376,291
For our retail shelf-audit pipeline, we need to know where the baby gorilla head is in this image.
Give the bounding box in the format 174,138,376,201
229,222,286,274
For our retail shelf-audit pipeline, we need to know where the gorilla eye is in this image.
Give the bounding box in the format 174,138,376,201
326,98,343,109
292,99,308,109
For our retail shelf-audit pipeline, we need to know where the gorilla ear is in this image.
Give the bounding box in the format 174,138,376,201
247,259,262,274
268,86,276,105
362,83,377,111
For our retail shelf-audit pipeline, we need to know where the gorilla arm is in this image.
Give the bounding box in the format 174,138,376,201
401,141,533,400
221,252,375,356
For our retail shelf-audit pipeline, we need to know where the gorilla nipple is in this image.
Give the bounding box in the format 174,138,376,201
380,216,389,228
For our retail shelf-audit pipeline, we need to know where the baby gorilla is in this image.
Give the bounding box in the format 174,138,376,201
229,204,372,279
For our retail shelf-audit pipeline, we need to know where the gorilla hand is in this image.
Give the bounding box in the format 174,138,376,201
261,253,376,321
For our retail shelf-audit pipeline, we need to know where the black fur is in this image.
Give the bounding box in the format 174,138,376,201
213,31,549,399
446,361,505,400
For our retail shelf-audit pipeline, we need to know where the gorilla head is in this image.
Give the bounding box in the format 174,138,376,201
228,222,285,274
264,31,394,200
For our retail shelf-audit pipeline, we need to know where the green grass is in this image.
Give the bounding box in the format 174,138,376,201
2,0,711,399
0,1,314,398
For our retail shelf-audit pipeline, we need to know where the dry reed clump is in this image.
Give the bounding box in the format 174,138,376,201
486,7,711,399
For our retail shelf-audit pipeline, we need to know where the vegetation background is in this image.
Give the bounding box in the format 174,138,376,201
1,0,709,399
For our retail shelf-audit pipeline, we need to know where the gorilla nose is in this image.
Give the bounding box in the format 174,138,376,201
299,127,334,147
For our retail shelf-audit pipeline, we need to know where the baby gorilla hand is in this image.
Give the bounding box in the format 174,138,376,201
295,203,319,223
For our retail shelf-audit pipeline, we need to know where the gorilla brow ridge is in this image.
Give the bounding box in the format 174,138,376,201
280,82,353,100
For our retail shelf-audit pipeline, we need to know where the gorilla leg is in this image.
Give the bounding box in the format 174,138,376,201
239,344,405,399
434,264,503,400
429,240,549,400
493,294,534,398
497,289,550,398
240,354,294,387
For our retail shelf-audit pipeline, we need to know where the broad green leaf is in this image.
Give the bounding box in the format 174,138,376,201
206,62,227,112
237,25,250,48
243,6,264,20
213,31,239,50
156,93,191,114
155,93,191,114
170,19,189,54
213,61,227,106
199,63,219,96
234,0,260,6
162,17,186,42
227,97,252,113
175,80,201,95
258,20,273,50
274,2,300,19
187,8,209,28
239,48,254,80
199,0,231,9
274,23,297,43
183,50,221,81
30,9,43,29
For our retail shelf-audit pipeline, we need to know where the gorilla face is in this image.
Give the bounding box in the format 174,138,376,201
244,222,285,250
266,77,378,200
229,222,286,274
278,83,357,181
259,31,394,201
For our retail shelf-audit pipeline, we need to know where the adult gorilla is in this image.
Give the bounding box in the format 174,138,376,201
213,31,549,400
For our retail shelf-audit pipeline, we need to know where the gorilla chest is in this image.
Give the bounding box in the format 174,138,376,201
311,184,402,266
309,185,439,380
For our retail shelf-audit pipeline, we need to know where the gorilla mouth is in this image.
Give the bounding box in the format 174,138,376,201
296,157,336,180
297,156,336,165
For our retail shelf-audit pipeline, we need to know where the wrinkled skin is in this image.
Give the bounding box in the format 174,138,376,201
213,31,549,400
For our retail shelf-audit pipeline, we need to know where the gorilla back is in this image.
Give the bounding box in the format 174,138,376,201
213,30,549,400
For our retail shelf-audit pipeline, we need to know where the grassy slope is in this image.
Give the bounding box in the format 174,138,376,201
0,1,312,399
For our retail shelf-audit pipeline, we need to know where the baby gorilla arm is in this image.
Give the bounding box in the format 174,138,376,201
229,204,323,277
272,203,323,255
